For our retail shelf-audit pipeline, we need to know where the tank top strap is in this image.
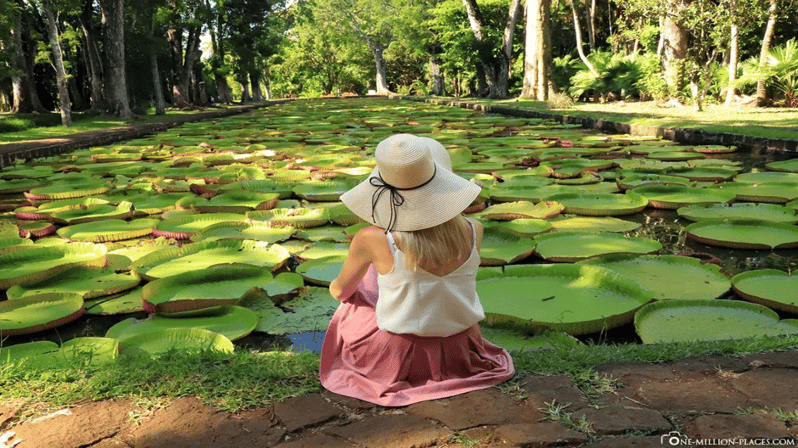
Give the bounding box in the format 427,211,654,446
465,217,477,250
384,230,399,254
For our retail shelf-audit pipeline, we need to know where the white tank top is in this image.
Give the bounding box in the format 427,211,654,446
375,219,485,337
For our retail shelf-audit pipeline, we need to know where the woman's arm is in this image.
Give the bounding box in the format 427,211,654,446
329,227,380,301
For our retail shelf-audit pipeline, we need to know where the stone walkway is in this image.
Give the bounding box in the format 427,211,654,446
1,350,797,447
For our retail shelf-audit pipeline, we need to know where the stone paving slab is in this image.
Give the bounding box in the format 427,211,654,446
323,413,452,448
274,393,343,433
406,387,539,430
571,404,672,435
687,413,794,441
494,421,589,447
727,369,798,411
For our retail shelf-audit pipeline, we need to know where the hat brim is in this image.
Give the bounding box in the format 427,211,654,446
340,163,481,232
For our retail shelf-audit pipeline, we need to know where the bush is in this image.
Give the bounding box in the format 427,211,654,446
568,51,643,101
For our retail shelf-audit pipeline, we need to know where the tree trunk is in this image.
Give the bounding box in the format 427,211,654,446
42,0,72,126
168,25,191,108
585,0,596,52
568,0,599,76
250,71,263,101
462,0,522,98
725,9,739,106
521,0,552,100
100,0,133,118
10,0,47,114
79,0,105,111
370,41,390,94
429,51,446,96
148,12,166,115
756,0,777,106
661,0,688,92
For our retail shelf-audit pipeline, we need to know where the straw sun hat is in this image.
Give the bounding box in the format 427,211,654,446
340,134,480,232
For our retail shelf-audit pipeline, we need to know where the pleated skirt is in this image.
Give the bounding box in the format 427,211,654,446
319,266,515,407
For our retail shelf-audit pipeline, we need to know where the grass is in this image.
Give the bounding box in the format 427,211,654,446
0,107,228,144
428,96,798,142
2,333,797,421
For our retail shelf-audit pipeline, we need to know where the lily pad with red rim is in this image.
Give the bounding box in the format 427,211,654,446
0,243,107,289
533,231,661,262
685,219,798,249
543,192,648,216
0,292,85,336
632,186,735,209
731,269,798,314
106,305,259,341
677,203,798,223
119,327,234,356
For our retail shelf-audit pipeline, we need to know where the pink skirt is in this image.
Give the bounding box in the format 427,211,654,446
319,266,515,407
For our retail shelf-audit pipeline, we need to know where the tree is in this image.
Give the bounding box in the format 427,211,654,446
165,0,206,108
40,0,72,125
78,0,105,111
520,0,552,100
7,0,48,113
461,0,523,98
99,0,133,117
756,0,777,105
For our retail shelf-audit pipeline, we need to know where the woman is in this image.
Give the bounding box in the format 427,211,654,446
320,134,514,407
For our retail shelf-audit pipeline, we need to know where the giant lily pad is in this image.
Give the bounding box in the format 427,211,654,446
176,191,279,213
0,243,107,289
731,269,798,314
616,174,691,191
548,216,641,233
119,327,234,355
544,192,647,216
478,201,564,220
476,264,653,335
106,305,259,341
0,341,59,364
485,218,553,237
57,218,159,242
685,219,798,249
765,158,798,173
128,193,192,215
479,327,581,351
533,231,661,262
0,293,85,336
189,221,295,243
24,177,110,200
292,181,356,202
666,166,738,182
246,208,331,228
677,203,798,223
633,186,735,209
141,265,275,313
296,255,346,286
634,299,798,344
580,254,730,301
49,201,135,225
153,212,247,239
479,227,536,266
6,266,140,300
711,182,798,203
734,172,798,184
85,287,144,315
132,239,290,280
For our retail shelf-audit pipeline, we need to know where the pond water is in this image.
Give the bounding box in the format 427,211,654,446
2,101,798,352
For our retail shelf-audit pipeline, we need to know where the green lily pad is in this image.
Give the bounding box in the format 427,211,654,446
17,220,58,238
544,192,647,216
734,172,798,184
633,186,735,209
0,243,107,289
765,158,798,173
119,327,234,355
293,181,356,202
128,193,192,215
57,218,159,243
476,264,653,335
264,272,305,301
616,174,691,191
6,266,140,300
25,177,111,201
478,201,565,220
666,166,739,182
85,287,145,315
485,218,553,237
731,269,798,314
677,203,798,223
0,341,59,364
176,191,279,213
329,203,366,226
142,265,275,314
579,254,730,301
645,151,705,161
247,286,338,335
106,305,259,341
189,221,295,243
711,182,798,203
686,145,737,154
15,197,112,220
533,231,661,262
49,201,135,225
634,299,798,344
479,327,581,351
479,227,536,266
0,178,49,194
0,292,85,336
686,219,798,249
296,241,351,260
548,216,641,233
296,255,346,286
246,208,331,228
132,240,290,280
219,180,295,199
153,212,247,239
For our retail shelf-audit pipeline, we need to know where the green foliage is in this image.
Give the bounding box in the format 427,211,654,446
568,51,643,100
635,54,671,100
552,54,580,93
739,39,798,107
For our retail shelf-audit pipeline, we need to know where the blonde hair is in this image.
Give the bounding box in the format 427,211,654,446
393,215,471,271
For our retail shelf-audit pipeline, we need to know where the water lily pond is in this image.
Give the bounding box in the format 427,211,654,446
1,98,798,363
